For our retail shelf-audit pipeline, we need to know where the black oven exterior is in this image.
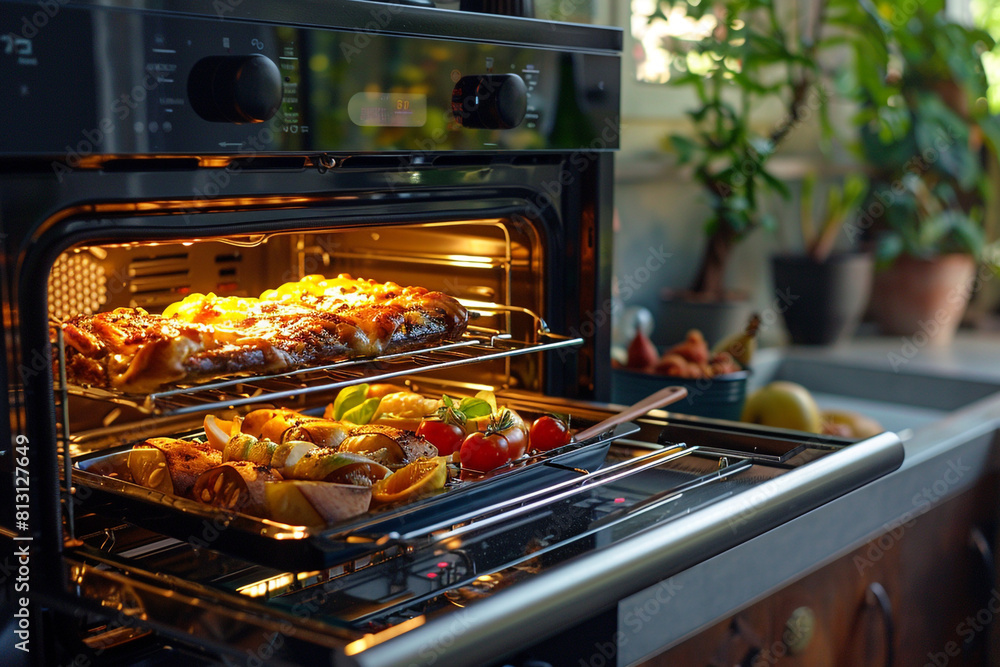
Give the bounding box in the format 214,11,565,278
2,0,622,662
0,3,910,667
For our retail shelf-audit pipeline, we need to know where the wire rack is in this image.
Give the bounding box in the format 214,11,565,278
57,303,583,417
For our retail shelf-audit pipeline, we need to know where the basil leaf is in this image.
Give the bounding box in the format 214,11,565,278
458,397,492,419
342,397,381,425
332,384,370,421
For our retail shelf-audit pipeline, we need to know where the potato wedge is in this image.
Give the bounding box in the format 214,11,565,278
265,480,372,526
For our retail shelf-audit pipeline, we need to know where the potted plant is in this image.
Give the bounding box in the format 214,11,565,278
770,172,876,344
842,0,1000,345
654,0,829,346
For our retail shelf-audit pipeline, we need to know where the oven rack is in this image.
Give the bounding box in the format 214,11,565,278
56,303,583,417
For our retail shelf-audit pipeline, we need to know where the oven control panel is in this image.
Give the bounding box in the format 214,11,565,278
451,74,528,130
0,1,620,156
187,55,284,123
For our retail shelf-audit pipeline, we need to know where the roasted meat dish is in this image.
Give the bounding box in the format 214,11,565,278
60,274,469,393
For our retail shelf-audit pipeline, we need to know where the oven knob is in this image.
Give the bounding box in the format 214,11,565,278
452,74,528,129
188,55,283,123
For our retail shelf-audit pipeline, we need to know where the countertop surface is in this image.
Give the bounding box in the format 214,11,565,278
615,331,1000,665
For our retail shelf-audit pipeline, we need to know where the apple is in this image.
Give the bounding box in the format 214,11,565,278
741,381,822,433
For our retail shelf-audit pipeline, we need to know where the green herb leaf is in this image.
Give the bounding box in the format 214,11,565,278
458,397,493,419
332,384,370,421
341,397,381,425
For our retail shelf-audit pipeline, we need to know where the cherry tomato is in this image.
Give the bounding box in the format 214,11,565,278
416,419,466,456
529,415,570,452
459,432,510,472
488,409,528,459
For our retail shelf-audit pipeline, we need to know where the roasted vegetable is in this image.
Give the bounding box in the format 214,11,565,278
192,461,282,515
282,420,352,448
265,480,372,525
224,433,279,466
290,449,391,485
271,440,320,478
127,446,174,495
338,424,438,467
203,414,241,450
238,408,284,437
130,438,222,497
258,411,325,444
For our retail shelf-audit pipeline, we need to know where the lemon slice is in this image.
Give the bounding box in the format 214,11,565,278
127,446,174,495
371,457,448,504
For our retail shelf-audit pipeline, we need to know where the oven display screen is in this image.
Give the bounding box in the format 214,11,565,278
347,92,427,127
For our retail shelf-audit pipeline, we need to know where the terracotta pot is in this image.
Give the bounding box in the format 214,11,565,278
771,252,874,345
870,254,976,346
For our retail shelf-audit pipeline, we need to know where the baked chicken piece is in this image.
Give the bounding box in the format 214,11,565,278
59,274,468,392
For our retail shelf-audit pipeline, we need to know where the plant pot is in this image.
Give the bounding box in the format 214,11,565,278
770,252,874,345
869,253,976,346
657,291,753,349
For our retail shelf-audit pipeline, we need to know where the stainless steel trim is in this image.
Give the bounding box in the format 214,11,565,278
340,432,903,667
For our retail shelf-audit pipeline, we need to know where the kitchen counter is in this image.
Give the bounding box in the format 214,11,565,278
617,333,1000,664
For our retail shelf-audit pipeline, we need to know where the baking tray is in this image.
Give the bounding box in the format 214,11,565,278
72,419,640,570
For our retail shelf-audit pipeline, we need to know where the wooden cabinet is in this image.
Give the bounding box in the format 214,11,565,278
643,472,999,666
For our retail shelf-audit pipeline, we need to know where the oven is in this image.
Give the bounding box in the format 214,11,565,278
1,1,904,665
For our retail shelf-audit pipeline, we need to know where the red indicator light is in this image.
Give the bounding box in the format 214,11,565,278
437,562,449,568
426,572,438,579
614,497,625,503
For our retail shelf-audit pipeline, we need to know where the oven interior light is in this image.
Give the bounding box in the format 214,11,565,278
236,573,295,598
344,616,426,656
445,254,493,264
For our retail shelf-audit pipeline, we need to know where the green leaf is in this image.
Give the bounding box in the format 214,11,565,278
458,397,493,419
332,384,370,420
668,134,700,163
341,397,381,425
758,168,792,200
